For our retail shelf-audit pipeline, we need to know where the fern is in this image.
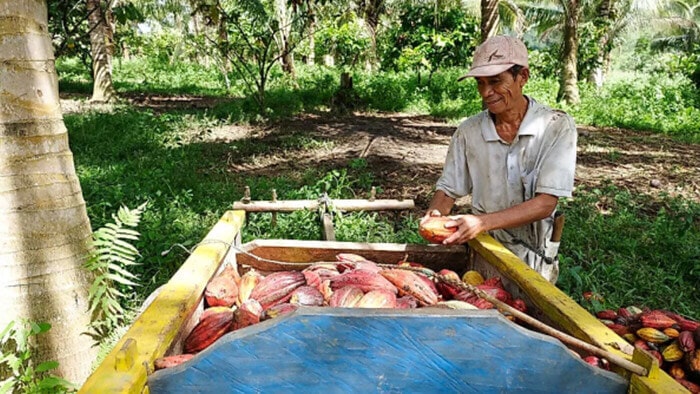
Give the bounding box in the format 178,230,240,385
84,203,146,340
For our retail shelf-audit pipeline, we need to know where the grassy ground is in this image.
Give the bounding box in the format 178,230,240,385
58,58,700,319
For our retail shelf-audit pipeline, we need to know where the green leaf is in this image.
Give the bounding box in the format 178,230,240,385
35,360,59,372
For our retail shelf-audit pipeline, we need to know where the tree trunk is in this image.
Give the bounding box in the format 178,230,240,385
307,8,316,66
275,0,296,78
480,0,500,42
557,0,580,104
0,1,97,385
87,0,117,103
360,0,384,70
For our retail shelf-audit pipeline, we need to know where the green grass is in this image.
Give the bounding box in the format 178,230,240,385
58,57,700,318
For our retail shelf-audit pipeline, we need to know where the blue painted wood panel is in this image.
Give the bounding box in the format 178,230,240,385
148,308,628,394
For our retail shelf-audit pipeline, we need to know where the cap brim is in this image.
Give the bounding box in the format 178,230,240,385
457,64,516,81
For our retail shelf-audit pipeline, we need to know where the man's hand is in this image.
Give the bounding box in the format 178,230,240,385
442,214,488,245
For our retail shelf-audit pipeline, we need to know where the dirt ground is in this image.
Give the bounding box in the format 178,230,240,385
61,96,700,213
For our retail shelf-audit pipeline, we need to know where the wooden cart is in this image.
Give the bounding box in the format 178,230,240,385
78,210,687,393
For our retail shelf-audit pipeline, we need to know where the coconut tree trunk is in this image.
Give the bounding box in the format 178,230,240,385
87,0,117,103
275,0,296,77
480,0,500,42
0,0,97,385
307,6,316,66
557,0,580,104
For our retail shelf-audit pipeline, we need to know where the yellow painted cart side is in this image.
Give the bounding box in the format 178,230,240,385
80,210,246,394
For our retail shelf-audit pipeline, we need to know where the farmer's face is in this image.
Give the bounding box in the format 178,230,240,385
475,69,528,115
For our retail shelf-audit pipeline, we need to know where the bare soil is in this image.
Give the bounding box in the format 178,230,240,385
61,95,700,214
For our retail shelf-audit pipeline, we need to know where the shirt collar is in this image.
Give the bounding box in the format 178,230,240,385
481,96,537,142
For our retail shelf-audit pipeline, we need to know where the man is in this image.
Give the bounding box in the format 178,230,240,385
422,35,577,283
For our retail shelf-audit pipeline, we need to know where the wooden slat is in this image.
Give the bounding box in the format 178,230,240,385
78,210,245,394
232,198,414,212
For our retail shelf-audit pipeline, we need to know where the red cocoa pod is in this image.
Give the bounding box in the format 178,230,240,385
356,289,397,308
380,269,438,306
336,253,382,273
472,298,494,310
184,308,234,353
264,303,298,319
435,269,461,300
668,362,686,380
633,339,650,351
250,271,306,310
640,311,677,329
678,318,700,332
482,276,504,289
618,307,632,320
154,354,195,370
200,306,233,321
302,270,322,290
205,265,240,308
649,350,664,367
396,295,419,309
289,285,324,307
329,286,364,308
511,299,528,314
606,323,630,336
330,269,398,294
680,331,697,353
685,349,700,380
232,299,263,331
596,310,618,320
476,284,512,304
583,356,610,370
418,216,457,243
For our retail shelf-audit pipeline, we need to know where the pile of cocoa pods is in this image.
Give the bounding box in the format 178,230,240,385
154,253,528,370
595,306,700,392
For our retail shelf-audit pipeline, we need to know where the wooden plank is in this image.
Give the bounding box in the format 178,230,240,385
234,239,468,273
78,210,245,394
232,198,415,212
147,308,628,394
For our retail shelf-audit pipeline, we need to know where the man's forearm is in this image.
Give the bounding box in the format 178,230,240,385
480,193,558,232
427,190,456,216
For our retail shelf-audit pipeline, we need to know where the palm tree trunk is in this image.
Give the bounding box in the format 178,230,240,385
87,0,117,103
480,0,500,42
557,0,580,104
0,0,97,385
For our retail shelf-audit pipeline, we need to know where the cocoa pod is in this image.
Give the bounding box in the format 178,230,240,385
303,264,340,281
662,342,685,362
289,285,324,307
680,331,696,353
637,327,670,344
264,303,298,319
475,284,512,304
302,270,322,290
435,269,461,300
379,269,438,306
184,308,234,353
664,327,680,339
396,295,419,309
640,311,676,329
472,298,494,310
668,362,686,380
633,339,650,351
462,270,485,286
250,271,306,310
685,349,700,380
237,270,263,306
329,286,364,308
626,306,644,317
154,354,195,370
356,289,397,308
319,279,333,303
583,356,610,370
678,319,700,332
232,299,263,331
435,300,478,310
511,299,528,314
596,310,618,320
336,253,381,273
330,269,398,294
606,323,629,336
618,307,633,320
205,265,240,308
419,216,457,243
649,349,664,367
482,276,504,289
201,306,233,321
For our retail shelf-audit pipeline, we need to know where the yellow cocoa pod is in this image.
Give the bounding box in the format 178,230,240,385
663,327,680,339
661,342,684,362
462,270,485,286
637,327,670,344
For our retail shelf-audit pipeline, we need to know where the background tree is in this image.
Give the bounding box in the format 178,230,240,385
0,0,97,384
87,0,117,102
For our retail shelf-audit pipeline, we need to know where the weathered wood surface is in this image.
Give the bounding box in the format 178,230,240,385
79,210,246,394
235,239,468,273
232,198,415,212
148,308,628,394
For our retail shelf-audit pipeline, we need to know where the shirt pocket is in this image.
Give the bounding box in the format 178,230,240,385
520,169,538,201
